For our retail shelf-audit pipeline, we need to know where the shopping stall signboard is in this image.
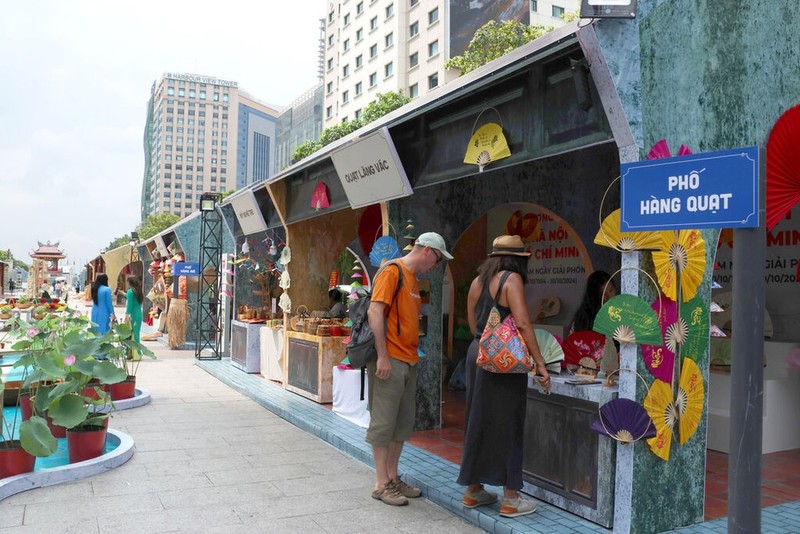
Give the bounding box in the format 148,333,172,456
230,189,268,235
172,262,200,276
330,127,413,209
620,146,759,230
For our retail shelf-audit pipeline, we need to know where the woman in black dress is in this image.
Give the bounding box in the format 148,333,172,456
457,235,551,518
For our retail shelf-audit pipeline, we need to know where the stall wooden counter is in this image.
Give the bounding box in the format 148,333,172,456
286,330,347,403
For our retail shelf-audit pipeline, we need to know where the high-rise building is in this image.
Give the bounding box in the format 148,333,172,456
141,73,278,220
276,84,325,170
321,0,578,128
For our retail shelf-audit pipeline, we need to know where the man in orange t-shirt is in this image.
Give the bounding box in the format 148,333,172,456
366,232,453,506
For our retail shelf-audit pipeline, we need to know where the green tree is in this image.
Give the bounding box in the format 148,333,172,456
291,91,411,164
106,235,132,251
445,20,551,76
137,213,180,240
0,250,29,271
220,189,236,200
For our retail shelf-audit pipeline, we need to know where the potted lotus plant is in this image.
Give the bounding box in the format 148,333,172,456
10,310,131,463
106,322,156,400
0,305,11,320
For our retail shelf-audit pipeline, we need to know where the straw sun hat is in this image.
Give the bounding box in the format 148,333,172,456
488,235,531,257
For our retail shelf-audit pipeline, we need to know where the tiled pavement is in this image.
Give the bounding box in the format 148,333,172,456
197,357,800,533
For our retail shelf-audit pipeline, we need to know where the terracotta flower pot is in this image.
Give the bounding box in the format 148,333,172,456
20,393,33,421
108,376,136,400
82,381,109,402
0,441,36,478
45,414,67,439
67,425,108,463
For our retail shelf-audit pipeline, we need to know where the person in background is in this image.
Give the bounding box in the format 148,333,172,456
458,234,551,518
124,275,144,343
54,280,62,299
367,232,453,506
90,274,116,335
328,288,346,318
570,270,617,334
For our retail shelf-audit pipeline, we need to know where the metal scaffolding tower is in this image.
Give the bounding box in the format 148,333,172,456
195,193,222,360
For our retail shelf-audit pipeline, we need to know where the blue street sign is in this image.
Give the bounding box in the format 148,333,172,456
620,146,759,231
172,262,200,276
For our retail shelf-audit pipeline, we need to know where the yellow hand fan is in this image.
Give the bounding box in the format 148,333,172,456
463,122,511,173
594,209,667,252
653,229,707,302
643,378,679,461
677,358,704,445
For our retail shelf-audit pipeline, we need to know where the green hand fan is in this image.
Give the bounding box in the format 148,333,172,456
534,329,565,374
678,294,709,361
593,294,663,346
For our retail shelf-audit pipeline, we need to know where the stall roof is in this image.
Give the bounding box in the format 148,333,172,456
266,21,582,186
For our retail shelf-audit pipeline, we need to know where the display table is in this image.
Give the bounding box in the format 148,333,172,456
286,331,347,403
230,320,262,373
259,326,284,383
521,374,617,528
332,366,370,428
708,341,800,453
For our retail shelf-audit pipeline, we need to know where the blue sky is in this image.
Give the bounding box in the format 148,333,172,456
0,0,324,267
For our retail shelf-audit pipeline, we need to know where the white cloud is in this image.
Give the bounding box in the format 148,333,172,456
0,0,325,264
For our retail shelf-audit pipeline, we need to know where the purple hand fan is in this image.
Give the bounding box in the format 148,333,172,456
590,398,657,443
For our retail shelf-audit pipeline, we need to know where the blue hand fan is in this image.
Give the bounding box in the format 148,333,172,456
369,236,402,267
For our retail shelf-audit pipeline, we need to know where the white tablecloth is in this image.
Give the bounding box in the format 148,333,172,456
332,366,370,428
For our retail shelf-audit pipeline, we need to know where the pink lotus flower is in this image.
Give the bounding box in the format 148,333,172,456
64,354,76,366
27,327,39,338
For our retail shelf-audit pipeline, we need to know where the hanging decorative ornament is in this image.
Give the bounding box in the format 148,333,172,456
644,378,679,461
593,294,663,346
463,108,511,173
653,230,706,302
280,245,292,265
677,358,705,445
765,104,800,230
594,209,666,252
329,269,338,290
311,182,330,211
369,236,402,267
590,398,657,444
646,138,693,160
641,295,678,383
279,269,291,289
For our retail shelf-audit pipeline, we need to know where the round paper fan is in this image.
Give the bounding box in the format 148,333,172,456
641,295,678,383
653,230,707,302
534,329,565,374
679,295,710,360
590,398,657,443
644,378,679,461
766,104,800,231
594,209,666,252
677,358,704,445
593,294,663,346
563,330,606,368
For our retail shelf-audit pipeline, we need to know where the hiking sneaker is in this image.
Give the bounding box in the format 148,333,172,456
393,476,421,498
371,482,409,506
462,487,498,509
499,496,537,518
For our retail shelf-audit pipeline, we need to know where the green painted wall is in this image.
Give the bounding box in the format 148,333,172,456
593,1,800,531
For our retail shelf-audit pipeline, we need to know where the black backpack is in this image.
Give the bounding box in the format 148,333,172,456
347,261,403,398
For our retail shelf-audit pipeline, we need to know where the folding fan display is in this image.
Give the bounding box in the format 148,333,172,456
463,121,511,173
562,330,606,370
593,294,663,346
643,378,679,461
646,138,693,161
534,329,565,374
677,358,704,445
369,236,402,267
652,230,707,302
679,294,710,361
590,398,657,444
766,104,800,230
594,209,666,252
641,295,678,383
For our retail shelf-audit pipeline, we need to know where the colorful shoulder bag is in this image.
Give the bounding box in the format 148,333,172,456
476,272,533,373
